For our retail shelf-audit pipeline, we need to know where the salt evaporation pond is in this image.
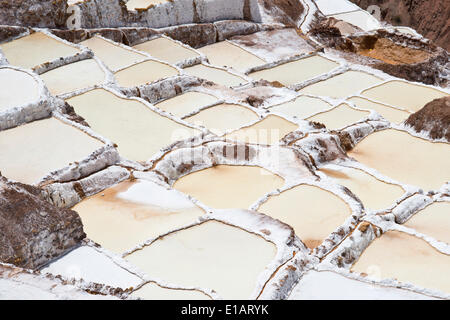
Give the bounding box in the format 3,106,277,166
225,115,298,145
198,41,266,72
131,283,210,300
0,118,103,184
40,59,105,95
73,179,204,253
66,88,200,161
320,166,404,211
298,71,383,98
114,60,179,88
185,103,259,135
80,36,146,71
174,165,284,209
348,129,450,191
269,96,332,120
307,103,370,130
361,80,448,112
0,32,80,69
248,56,339,86
0,68,40,111
154,91,219,118
126,220,277,299
183,64,248,87
133,37,199,65
347,96,410,124
351,231,450,294
258,184,351,248
403,202,450,244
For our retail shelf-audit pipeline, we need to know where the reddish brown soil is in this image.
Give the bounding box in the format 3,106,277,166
259,0,304,26
404,96,450,142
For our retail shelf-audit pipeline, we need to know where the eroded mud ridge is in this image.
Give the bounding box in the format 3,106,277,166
0,0,449,300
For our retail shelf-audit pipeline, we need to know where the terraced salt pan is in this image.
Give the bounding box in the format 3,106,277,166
269,96,332,120
183,64,247,87
41,246,142,289
348,129,450,191
154,92,219,118
198,41,266,72
132,283,210,300
347,97,411,124
403,202,450,244
351,231,450,294
185,104,259,135
0,117,103,184
361,80,449,112
331,10,380,31
257,185,351,248
320,166,404,211
66,89,200,161
174,165,285,209
133,37,199,65
40,59,105,96
114,60,179,88
248,56,339,86
80,36,146,71
289,270,435,300
73,179,204,253
225,115,298,145
307,103,370,130
126,220,277,299
126,0,167,11
0,32,80,69
298,71,383,98
0,68,40,111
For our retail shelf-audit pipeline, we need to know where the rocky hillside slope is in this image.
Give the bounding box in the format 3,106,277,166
350,0,450,51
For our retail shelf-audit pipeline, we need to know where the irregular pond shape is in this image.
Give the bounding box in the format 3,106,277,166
154,91,219,118
257,184,351,248
126,220,277,299
347,96,411,124
269,96,332,120
73,179,204,253
66,88,200,161
361,80,449,112
351,231,450,294
307,103,371,130
80,36,146,71
133,37,199,65
0,68,40,111
131,283,210,300
320,166,404,211
114,60,179,88
40,59,105,96
0,117,103,184
348,129,450,191
174,165,285,209
198,41,265,72
183,64,248,87
185,103,259,135
298,71,383,99
248,55,339,86
289,270,435,300
41,246,142,289
224,115,298,145
403,202,450,244
0,32,80,69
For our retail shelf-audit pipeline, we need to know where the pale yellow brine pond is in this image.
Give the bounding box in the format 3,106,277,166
174,165,284,209
258,184,351,248
0,68,40,111
349,129,450,191
66,88,200,161
352,231,450,294
73,179,204,253
0,118,103,184
126,220,277,299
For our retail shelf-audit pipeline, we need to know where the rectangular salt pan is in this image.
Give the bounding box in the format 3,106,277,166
133,37,199,65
